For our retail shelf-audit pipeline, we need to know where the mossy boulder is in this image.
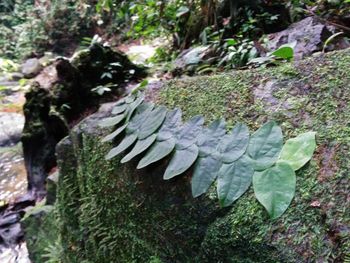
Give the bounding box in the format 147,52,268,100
26,49,350,262
21,44,145,198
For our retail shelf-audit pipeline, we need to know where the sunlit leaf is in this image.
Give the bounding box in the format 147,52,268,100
217,156,253,207
279,132,316,171
253,162,296,219
121,134,157,163
247,121,283,171
164,144,198,180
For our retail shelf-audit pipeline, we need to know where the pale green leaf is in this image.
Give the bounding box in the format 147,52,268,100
164,144,198,180
137,138,176,169
217,156,253,207
279,132,316,171
253,162,296,219
247,121,283,171
121,134,157,163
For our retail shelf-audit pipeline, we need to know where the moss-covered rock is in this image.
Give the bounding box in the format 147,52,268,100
27,49,350,262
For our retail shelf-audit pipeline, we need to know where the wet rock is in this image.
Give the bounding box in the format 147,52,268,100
267,17,348,59
0,113,24,147
21,58,43,78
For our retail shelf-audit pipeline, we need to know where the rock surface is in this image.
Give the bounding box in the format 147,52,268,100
0,113,24,147
21,58,43,78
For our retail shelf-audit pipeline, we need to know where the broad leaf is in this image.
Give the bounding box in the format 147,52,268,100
196,119,226,157
271,46,294,60
191,155,221,197
126,104,154,134
157,108,182,141
253,162,296,219
105,134,137,160
99,114,125,127
138,106,167,139
164,144,198,180
125,95,144,121
101,123,127,142
279,132,316,171
217,156,254,207
137,138,176,169
176,116,204,150
247,121,283,171
121,134,157,163
219,123,249,163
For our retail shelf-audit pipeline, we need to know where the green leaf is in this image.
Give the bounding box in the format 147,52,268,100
126,103,154,133
247,121,283,171
137,138,176,169
138,106,167,139
279,132,316,171
121,134,157,163
217,156,254,207
176,116,204,150
196,119,226,157
176,6,189,17
157,108,182,141
164,144,198,180
112,104,127,115
125,95,144,121
101,123,127,142
99,114,125,127
218,123,249,163
105,134,137,160
191,155,221,197
271,46,294,60
253,162,296,219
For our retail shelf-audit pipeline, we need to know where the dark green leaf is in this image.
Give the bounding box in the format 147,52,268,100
217,156,253,207
196,119,226,157
126,104,154,133
176,116,204,150
253,162,296,219
191,155,221,197
121,134,157,163
99,114,125,127
218,123,249,163
105,134,137,160
247,121,283,171
164,144,198,180
137,138,176,169
101,123,127,143
125,95,144,121
138,106,167,139
279,132,316,171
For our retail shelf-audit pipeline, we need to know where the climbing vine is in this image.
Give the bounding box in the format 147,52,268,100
100,92,316,219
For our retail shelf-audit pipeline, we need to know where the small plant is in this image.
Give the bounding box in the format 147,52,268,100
249,42,295,66
100,92,316,219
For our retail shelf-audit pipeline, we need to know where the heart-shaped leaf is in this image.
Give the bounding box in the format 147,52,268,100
99,114,125,127
105,134,137,160
137,138,176,169
191,155,221,197
157,108,182,141
247,121,282,171
176,116,204,150
138,106,167,139
217,156,254,207
101,123,128,142
121,134,157,163
279,132,316,171
218,123,249,163
196,119,226,157
253,161,296,219
164,144,198,180
126,103,154,134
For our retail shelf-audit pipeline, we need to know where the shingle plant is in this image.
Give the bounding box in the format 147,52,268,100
100,92,316,219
